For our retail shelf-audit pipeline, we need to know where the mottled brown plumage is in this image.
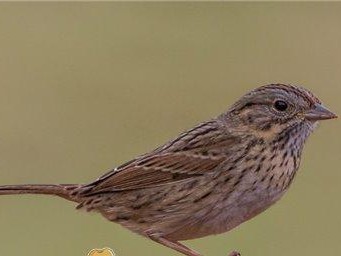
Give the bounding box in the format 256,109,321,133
0,84,337,256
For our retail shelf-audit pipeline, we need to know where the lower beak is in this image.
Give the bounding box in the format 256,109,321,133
304,104,338,121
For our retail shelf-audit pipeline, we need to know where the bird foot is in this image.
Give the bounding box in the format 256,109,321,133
228,251,241,256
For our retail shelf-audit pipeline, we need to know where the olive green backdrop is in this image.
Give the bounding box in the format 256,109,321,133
0,3,340,256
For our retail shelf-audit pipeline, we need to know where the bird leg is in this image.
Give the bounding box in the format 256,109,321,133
148,235,202,256
148,235,241,256
228,251,241,256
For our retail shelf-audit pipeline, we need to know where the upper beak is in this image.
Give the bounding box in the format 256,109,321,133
304,103,338,121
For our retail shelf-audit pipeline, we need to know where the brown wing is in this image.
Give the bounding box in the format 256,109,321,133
82,120,236,194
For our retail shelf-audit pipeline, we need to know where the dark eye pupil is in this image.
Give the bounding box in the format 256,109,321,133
274,100,288,111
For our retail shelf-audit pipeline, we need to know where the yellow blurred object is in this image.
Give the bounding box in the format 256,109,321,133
88,247,115,256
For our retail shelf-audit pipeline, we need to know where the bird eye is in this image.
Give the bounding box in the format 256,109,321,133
274,100,288,112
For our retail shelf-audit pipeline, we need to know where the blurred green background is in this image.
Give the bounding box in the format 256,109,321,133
0,2,340,256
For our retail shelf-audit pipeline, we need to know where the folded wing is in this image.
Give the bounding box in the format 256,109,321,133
81,120,236,194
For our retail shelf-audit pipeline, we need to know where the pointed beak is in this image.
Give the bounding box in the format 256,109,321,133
304,103,338,121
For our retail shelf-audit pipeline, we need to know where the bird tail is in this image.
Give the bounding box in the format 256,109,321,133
0,184,81,203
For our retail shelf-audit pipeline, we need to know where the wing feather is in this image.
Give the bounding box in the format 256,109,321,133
81,120,236,194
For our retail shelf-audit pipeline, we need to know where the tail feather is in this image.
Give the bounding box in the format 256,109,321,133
0,184,81,203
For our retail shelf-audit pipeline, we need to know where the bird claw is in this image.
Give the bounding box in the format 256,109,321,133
228,251,241,256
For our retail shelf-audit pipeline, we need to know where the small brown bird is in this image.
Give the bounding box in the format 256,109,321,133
0,84,337,256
